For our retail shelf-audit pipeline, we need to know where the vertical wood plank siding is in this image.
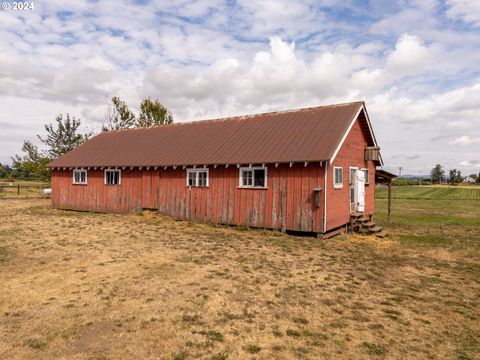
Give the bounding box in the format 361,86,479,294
51,163,326,233
327,113,375,231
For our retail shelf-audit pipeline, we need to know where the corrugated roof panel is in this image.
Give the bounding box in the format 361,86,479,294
48,101,367,168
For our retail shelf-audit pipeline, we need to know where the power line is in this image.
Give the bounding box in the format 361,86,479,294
0,72,110,106
0,78,109,107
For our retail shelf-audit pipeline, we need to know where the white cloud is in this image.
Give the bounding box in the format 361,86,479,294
459,160,480,168
450,136,480,146
446,0,480,27
385,33,432,78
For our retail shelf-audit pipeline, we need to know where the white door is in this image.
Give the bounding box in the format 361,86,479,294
349,168,357,213
357,169,365,212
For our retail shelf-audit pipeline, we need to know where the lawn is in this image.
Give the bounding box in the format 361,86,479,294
0,193,479,359
376,184,480,200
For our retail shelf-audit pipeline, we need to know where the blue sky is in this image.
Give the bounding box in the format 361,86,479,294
0,0,479,174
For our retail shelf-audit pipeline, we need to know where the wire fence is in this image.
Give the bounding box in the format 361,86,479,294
0,184,51,198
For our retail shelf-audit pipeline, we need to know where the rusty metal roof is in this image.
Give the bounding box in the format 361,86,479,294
48,101,374,168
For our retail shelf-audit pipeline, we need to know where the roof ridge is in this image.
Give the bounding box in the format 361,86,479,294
106,101,365,133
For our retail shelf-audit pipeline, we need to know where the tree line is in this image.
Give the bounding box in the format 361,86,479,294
430,164,480,184
7,97,172,181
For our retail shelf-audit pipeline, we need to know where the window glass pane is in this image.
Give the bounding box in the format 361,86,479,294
335,168,343,185
254,169,265,187
242,170,253,186
106,170,120,185
198,171,207,186
364,169,369,184
74,170,86,183
349,169,355,184
188,172,195,186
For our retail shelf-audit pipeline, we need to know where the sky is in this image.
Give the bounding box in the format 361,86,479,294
0,0,479,175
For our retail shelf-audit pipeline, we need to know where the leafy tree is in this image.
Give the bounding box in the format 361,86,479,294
469,173,478,181
137,98,173,127
0,163,13,178
102,97,173,131
448,169,462,184
11,142,51,180
102,97,136,131
12,114,92,180
38,114,93,158
431,164,444,184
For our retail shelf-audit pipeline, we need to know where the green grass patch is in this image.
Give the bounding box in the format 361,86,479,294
0,247,6,262
202,330,224,342
24,338,46,349
244,344,261,354
361,341,388,355
398,234,452,246
376,185,480,200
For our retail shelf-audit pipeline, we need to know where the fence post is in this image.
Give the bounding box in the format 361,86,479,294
17,184,20,195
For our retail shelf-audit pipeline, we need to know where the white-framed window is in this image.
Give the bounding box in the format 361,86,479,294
363,168,370,185
239,167,267,188
349,167,357,185
73,169,87,184
186,168,209,187
105,169,121,185
334,167,343,188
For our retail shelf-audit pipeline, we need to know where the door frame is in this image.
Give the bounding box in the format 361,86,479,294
349,167,358,213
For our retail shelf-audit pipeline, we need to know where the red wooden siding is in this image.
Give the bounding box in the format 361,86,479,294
327,117,376,231
51,114,378,234
51,163,326,233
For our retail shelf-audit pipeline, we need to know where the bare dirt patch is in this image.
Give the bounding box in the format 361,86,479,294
0,199,479,359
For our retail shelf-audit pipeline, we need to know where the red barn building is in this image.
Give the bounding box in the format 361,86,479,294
48,101,383,236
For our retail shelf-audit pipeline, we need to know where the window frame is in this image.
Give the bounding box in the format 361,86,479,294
186,168,209,187
72,169,87,185
333,167,343,189
104,169,121,185
362,168,370,185
238,166,268,189
349,166,357,185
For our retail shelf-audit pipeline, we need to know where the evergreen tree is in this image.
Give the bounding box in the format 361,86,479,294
431,164,444,184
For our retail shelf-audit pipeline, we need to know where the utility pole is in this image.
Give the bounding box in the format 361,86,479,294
398,166,403,178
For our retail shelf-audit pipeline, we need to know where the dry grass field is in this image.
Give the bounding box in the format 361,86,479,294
0,196,479,359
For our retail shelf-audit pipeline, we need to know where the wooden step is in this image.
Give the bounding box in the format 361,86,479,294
376,230,388,238
350,212,363,218
357,216,370,222
361,221,376,228
369,226,382,233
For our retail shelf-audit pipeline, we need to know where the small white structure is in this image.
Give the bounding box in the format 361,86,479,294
463,176,476,183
